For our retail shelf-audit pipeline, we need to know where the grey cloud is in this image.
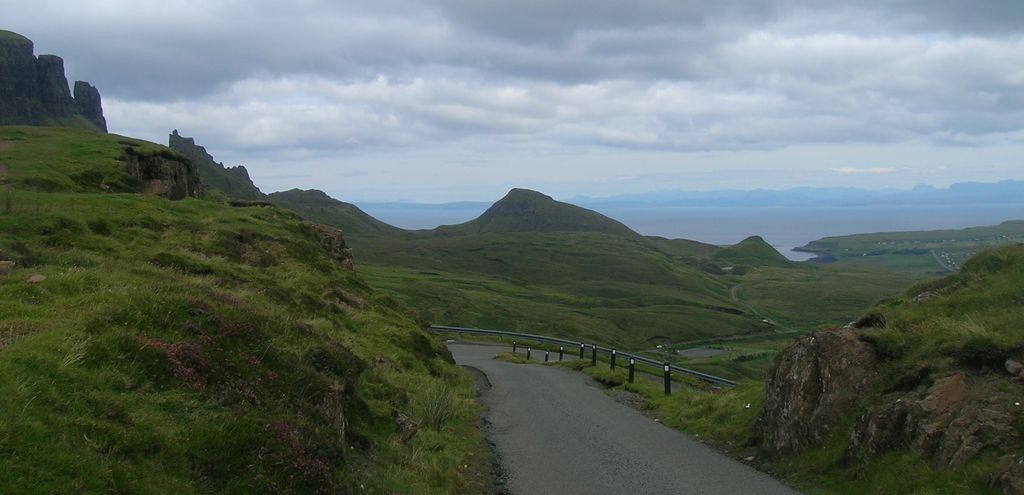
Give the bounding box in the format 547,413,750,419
6,0,1024,201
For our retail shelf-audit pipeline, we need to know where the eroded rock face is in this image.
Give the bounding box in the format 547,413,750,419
35,55,76,117
846,373,1019,471
168,130,264,199
73,81,106,131
121,149,202,200
754,327,879,455
0,30,106,131
0,31,47,125
757,326,1024,494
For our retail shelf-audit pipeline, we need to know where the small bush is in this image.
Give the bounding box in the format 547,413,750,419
87,218,112,236
411,382,455,430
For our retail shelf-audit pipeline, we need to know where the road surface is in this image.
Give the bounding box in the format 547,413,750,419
450,343,799,495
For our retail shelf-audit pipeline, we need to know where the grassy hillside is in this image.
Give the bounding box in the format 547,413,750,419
0,126,171,193
303,188,916,379
797,220,1024,274
0,127,492,493
269,188,403,236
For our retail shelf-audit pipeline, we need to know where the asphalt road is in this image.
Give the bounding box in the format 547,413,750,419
450,343,799,495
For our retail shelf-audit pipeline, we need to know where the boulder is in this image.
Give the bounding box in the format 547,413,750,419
754,327,879,455
1006,359,1024,379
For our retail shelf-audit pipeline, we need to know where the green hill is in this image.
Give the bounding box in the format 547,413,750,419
436,188,640,237
713,236,791,268
0,127,492,493
268,188,403,236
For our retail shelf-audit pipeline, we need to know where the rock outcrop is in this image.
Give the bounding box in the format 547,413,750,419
73,81,106,131
168,130,264,199
301,221,355,272
35,54,76,117
755,324,1024,494
0,30,106,132
121,148,202,200
754,327,879,455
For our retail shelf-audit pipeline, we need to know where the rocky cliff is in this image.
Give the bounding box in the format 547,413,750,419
0,30,106,132
754,244,1024,494
168,130,264,200
122,147,202,200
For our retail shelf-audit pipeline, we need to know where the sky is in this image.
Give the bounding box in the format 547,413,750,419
7,1,1024,202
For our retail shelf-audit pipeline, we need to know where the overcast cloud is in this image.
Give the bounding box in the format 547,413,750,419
7,1,1024,201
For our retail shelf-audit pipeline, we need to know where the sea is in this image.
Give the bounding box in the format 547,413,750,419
358,203,1024,261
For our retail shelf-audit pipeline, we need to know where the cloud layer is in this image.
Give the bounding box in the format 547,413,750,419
7,1,1024,200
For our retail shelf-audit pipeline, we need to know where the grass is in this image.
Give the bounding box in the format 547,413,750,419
0,127,494,493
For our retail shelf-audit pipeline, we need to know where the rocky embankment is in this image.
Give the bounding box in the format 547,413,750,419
121,146,203,200
0,30,106,131
755,293,1024,494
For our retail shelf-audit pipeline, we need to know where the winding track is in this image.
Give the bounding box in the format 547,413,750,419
450,343,799,495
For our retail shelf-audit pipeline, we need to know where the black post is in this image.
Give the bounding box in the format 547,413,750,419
527,347,531,360
591,345,597,366
611,349,617,370
628,358,635,383
545,350,549,362
579,343,585,359
559,346,564,361
512,341,517,353
663,362,671,395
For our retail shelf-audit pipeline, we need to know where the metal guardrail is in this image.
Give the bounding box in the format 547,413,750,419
429,325,738,387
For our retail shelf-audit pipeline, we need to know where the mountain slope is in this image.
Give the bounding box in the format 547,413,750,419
269,188,403,236
437,188,640,237
168,130,265,200
0,126,492,493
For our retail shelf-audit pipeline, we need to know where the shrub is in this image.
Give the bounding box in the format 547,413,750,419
412,382,455,431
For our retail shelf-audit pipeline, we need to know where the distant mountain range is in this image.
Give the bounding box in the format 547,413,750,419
567,180,1024,208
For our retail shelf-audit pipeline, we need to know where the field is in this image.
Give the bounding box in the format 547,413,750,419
797,221,1024,274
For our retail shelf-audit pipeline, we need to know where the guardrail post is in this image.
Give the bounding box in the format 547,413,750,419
527,347,531,360
611,349,617,370
591,345,597,366
545,350,549,362
512,341,517,353
559,346,564,361
579,343,585,359
663,363,671,395
628,358,635,383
